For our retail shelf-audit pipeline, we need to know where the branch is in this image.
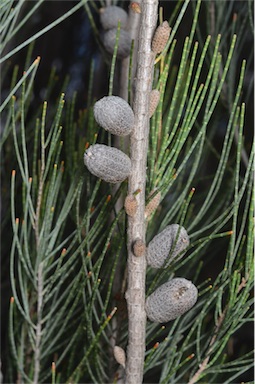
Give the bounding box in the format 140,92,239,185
33,262,44,384
188,307,226,384
120,1,142,102
125,1,158,383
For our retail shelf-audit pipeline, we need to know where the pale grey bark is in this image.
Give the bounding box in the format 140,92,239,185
125,1,158,383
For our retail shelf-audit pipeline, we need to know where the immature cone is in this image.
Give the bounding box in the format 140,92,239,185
84,144,131,183
113,346,126,368
152,21,171,54
94,96,134,136
147,224,189,268
124,195,138,217
149,89,160,118
100,6,128,30
145,190,161,219
133,239,146,257
146,278,198,323
103,28,132,59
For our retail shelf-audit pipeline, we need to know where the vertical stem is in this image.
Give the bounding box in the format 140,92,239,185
35,101,46,248
33,262,43,384
111,7,143,381
33,103,46,383
119,1,141,102
125,1,158,383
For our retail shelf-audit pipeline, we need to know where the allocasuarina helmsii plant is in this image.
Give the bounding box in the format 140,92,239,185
84,2,197,382
3,0,254,383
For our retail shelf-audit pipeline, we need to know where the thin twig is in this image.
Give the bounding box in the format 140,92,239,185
33,262,44,384
125,1,158,383
188,278,247,384
188,307,226,384
120,0,142,102
33,105,46,382
34,103,46,247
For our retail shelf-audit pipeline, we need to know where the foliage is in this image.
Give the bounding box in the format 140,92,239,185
1,0,254,383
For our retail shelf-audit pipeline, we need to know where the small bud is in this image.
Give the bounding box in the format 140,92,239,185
124,195,138,217
84,144,131,183
147,224,189,269
152,21,171,54
103,28,132,59
149,89,160,118
133,239,146,257
145,190,161,219
94,96,134,136
100,6,128,30
113,346,126,368
146,278,198,323
130,2,141,14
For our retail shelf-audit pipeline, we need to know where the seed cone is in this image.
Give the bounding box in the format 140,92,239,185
100,6,128,30
84,144,131,183
146,278,198,323
147,224,189,268
152,21,171,54
103,28,132,59
94,96,134,136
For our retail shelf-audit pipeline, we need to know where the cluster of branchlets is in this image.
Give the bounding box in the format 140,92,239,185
84,9,198,365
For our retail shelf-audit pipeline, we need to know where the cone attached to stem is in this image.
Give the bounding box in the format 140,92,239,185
146,278,198,323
